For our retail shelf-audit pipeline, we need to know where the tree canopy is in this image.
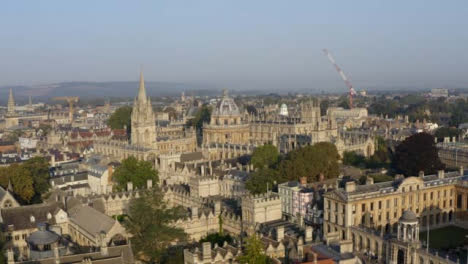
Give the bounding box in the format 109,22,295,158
245,142,340,194
113,156,159,191
124,188,187,263
250,144,279,169
279,142,340,182
237,234,272,264
0,157,50,204
434,127,462,140
107,106,132,132
392,132,445,176
187,105,212,130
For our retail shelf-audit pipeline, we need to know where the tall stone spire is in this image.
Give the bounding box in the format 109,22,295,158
7,88,15,115
131,69,156,147
137,70,147,102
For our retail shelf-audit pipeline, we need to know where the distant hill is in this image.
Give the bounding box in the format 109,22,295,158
0,81,220,103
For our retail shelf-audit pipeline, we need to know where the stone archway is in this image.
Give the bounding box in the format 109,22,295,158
397,249,405,264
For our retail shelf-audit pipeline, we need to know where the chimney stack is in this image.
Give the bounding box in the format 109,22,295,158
438,170,445,179
460,166,465,176
127,182,133,192
276,226,284,241
202,242,211,260
305,226,313,243
147,179,153,189
345,181,356,193
419,171,424,178
366,177,374,185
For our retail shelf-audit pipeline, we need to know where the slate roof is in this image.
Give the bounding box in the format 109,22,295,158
68,205,116,235
1,202,64,231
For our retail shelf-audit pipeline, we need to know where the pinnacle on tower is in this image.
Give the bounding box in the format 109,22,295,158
7,88,15,115
137,70,147,102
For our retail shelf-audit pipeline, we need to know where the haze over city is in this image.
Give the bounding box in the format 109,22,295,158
2,0,468,92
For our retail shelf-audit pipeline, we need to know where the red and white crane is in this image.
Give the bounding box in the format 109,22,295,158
323,49,356,108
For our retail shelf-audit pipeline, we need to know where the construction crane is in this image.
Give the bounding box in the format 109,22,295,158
323,49,356,108
53,96,79,124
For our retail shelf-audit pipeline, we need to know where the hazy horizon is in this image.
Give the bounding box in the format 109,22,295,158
2,1,468,92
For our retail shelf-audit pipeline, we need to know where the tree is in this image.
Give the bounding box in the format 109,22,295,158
0,165,34,203
434,127,461,140
279,142,340,182
124,188,187,263
250,144,279,169
246,105,257,115
22,157,50,203
113,156,159,191
245,168,280,195
187,105,212,130
237,234,271,264
342,151,366,167
107,106,132,133
392,132,445,177
199,233,233,248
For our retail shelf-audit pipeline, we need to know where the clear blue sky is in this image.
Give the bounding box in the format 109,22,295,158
1,0,468,92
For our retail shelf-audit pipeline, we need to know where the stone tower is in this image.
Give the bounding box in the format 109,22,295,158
7,88,15,116
131,71,156,148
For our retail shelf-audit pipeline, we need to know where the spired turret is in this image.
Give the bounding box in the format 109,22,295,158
130,71,157,147
7,88,15,116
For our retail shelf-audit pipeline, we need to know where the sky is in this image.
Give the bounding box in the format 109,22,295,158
1,1,468,92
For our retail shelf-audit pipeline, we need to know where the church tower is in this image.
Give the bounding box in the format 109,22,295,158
131,71,156,148
7,88,15,116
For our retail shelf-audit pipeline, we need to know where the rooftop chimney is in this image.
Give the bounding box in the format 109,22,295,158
202,242,211,260
127,182,133,192
345,181,356,193
300,177,307,186
305,226,313,243
147,179,153,189
438,170,445,179
366,177,374,185
419,171,424,178
276,226,284,241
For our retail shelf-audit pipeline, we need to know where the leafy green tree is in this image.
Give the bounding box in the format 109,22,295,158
0,165,34,203
107,106,132,132
23,157,51,203
392,132,445,177
434,127,461,140
113,156,159,191
279,142,340,182
200,233,233,247
342,151,366,167
187,105,212,130
124,189,187,263
237,234,271,264
245,168,280,194
250,144,279,169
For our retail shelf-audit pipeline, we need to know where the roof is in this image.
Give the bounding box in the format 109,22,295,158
1,202,64,231
27,223,60,245
400,210,418,223
212,90,240,116
68,205,116,235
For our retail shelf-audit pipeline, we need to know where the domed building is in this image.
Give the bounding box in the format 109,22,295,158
203,90,250,145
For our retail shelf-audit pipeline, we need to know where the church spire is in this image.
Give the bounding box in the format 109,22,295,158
137,70,147,102
7,88,15,115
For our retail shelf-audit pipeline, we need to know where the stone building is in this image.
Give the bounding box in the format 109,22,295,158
94,71,197,170
241,192,282,234
323,168,467,264
202,89,250,145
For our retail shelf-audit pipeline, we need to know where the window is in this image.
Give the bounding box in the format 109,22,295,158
371,202,374,210
424,193,427,201
14,235,19,241
430,192,433,200
386,200,390,208
352,205,356,214
379,201,382,210
362,204,366,212
386,212,390,220
394,198,398,206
